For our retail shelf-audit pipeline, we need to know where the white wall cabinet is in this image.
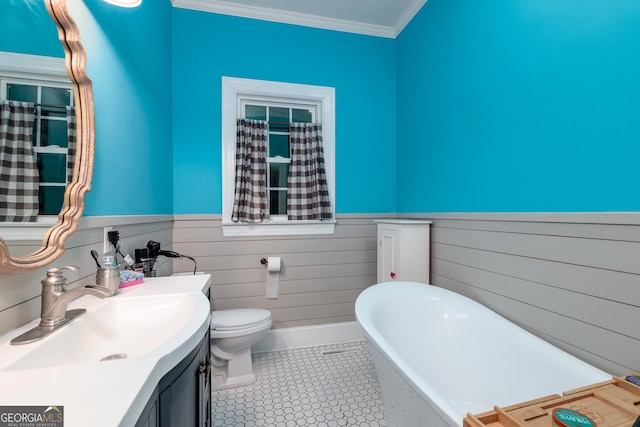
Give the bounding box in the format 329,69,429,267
375,220,431,284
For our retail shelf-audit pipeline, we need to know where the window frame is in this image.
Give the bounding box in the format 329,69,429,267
221,77,336,237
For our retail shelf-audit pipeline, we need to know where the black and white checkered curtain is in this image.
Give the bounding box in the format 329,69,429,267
0,100,38,222
287,123,332,220
232,118,269,222
66,106,76,183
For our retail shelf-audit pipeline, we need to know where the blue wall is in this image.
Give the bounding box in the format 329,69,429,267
69,0,174,215
0,1,63,57
396,0,640,213
10,1,639,218
172,11,397,214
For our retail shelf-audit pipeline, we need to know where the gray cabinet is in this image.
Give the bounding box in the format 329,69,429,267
135,328,211,427
376,219,431,283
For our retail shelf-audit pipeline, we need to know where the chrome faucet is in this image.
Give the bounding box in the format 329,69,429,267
10,265,113,345
39,265,113,328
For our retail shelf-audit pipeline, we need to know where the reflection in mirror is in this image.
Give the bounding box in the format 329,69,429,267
0,0,95,272
104,0,142,6
0,53,75,222
0,0,69,239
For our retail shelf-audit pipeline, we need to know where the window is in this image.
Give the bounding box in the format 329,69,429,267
1,79,74,215
222,77,336,237
241,101,316,217
0,52,73,223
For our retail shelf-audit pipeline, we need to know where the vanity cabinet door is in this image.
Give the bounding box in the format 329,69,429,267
198,336,211,427
136,329,211,427
134,387,159,427
159,353,199,427
160,329,211,427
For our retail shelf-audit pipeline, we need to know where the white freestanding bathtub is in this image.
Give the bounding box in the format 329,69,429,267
355,281,611,427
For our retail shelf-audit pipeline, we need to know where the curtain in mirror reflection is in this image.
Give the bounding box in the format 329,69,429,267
0,100,39,222
0,81,76,218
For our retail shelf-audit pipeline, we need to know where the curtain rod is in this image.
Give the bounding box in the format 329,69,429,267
3,101,70,109
247,120,311,125
35,103,71,109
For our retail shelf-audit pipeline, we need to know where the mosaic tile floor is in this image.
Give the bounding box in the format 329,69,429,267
211,340,388,427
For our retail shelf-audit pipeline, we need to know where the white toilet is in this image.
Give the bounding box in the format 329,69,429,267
209,308,272,389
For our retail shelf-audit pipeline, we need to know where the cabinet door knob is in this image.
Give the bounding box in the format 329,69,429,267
390,272,396,279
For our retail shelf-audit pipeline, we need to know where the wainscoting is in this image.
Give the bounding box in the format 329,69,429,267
0,215,173,336
172,214,382,329
3,212,637,378
406,213,640,376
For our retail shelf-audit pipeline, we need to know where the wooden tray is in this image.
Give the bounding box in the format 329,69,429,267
464,376,640,427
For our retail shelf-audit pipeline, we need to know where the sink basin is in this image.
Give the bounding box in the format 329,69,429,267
2,294,196,371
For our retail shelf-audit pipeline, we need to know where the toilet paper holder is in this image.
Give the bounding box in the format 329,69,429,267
260,257,281,268
261,257,281,299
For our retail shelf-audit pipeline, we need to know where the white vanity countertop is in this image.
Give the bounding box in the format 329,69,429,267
0,274,212,427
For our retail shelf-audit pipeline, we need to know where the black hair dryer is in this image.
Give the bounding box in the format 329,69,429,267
132,240,161,277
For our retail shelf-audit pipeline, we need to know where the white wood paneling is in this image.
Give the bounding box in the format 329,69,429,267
432,243,640,306
0,216,173,336
6,210,633,380
404,213,640,376
173,214,381,328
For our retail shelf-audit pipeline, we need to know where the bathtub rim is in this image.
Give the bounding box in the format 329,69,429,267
359,321,458,426
355,281,612,427
356,282,465,426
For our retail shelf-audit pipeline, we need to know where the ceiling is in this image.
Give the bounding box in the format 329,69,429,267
171,0,428,38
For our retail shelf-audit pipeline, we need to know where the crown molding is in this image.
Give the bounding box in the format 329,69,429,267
172,0,403,38
394,0,428,37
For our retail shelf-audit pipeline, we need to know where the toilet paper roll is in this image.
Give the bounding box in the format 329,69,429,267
266,257,281,299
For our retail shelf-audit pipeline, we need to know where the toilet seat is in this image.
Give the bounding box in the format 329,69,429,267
211,309,272,331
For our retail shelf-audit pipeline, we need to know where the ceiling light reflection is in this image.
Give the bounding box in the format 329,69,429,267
103,0,141,7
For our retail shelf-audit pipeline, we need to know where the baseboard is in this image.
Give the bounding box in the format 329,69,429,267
252,321,365,353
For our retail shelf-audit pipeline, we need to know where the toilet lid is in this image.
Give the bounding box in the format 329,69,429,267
211,309,272,330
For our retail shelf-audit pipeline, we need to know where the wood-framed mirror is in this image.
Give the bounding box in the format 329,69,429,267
0,0,94,273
